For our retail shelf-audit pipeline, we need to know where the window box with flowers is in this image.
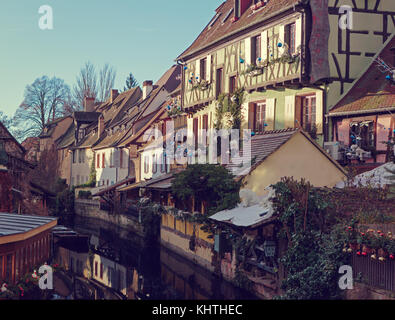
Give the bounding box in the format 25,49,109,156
190,79,211,91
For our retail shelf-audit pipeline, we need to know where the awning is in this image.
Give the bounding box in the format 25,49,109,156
117,181,143,192
93,176,136,196
145,178,174,190
209,204,275,228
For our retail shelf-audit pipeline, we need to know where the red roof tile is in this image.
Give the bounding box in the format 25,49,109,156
329,35,395,115
177,0,302,60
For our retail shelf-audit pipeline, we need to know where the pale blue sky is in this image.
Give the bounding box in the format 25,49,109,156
0,0,223,117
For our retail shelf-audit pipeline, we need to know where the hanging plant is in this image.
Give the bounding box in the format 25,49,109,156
190,79,211,91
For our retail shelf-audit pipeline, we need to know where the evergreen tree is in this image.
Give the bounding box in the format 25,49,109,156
124,73,139,91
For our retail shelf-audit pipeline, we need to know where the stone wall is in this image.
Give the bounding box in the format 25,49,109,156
74,199,144,238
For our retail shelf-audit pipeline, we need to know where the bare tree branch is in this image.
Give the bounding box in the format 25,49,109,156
98,63,116,102
13,76,71,141
73,61,98,109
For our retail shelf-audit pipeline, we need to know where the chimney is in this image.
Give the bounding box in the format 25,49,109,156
143,81,153,100
98,115,105,138
110,89,119,103
84,97,95,112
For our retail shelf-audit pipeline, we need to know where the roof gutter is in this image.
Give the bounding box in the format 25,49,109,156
327,107,395,117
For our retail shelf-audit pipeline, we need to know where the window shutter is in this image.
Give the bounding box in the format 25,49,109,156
195,60,200,80
206,55,212,82
193,118,199,148
284,96,296,128
295,96,303,128
245,38,252,65
278,25,285,56
114,149,120,168
266,98,276,131
248,103,256,131
261,30,268,61
295,17,302,52
315,91,323,134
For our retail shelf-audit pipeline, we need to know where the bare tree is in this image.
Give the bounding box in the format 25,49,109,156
98,63,117,102
13,76,71,140
73,61,98,109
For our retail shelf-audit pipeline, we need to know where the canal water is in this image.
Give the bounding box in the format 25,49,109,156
58,215,258,300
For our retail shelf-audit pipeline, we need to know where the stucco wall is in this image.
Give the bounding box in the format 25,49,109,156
243,132,346,196
160,227,214,272
71,148,94,186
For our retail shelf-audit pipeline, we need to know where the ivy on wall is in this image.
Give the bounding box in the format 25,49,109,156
214,88,245,130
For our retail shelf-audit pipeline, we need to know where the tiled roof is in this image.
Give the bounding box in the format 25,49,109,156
73,112,101,123
177,0,302,60
226,128,298,174
95,87,142,127
56,123,76,149
329,34,395,115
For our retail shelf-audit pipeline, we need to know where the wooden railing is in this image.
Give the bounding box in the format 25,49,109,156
352,252,395,292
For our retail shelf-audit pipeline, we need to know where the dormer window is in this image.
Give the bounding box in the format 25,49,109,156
235,0,241,18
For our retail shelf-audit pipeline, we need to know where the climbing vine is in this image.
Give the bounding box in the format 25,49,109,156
214,88,245,130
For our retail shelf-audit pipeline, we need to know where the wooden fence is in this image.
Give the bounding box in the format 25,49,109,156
352,253,395,292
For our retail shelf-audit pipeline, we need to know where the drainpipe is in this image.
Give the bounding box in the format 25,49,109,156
176,59,186,110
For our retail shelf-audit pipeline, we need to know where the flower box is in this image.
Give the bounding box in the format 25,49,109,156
249,69,263,77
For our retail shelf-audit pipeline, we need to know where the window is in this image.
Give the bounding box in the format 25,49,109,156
229,76,237,94
222,8,234,24
120,149,123,168
302,95,316,132
252,35,261,64
216,68,223,97
285,23,296,54
110,151,113,168
102,153,105,169
72,150,76,164
161,153,166,173
100,263,103,279
95,261,98,277
248,102,266,134
350,121,375,149
97,154,100,169
200,58,207,80
152,154,157,174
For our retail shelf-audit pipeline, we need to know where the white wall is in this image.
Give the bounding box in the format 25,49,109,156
95,147,130,187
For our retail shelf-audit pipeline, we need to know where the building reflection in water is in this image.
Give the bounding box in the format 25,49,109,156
53,216,257,300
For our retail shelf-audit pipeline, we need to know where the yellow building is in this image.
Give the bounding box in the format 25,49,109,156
175,0,395,150
228,128,347,199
